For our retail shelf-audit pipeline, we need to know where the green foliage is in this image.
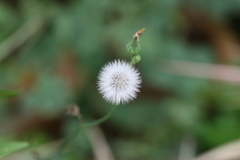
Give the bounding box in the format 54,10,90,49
0,141,29,158
0,0,240,159
0,90,19,98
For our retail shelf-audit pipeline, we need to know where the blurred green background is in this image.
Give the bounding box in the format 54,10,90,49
1,0,240,159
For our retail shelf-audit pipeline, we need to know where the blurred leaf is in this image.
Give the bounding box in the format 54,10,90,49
0,90,19,98
0,0,240,159
0,141,29,158
198,113,240,148
0,2,20,41
22,74,72,117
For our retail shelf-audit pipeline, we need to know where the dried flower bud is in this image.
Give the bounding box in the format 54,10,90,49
66,104,82,120
126,28,145,54
133,28,146,40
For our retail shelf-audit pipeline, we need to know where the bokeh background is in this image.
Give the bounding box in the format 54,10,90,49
1,0,240,160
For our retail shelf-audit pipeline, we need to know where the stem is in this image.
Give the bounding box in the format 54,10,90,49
47,105,117,160
82,105,117,127
48,119,81,160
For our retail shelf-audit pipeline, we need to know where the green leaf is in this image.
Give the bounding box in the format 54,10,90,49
0,90,20,98
0,142,29,158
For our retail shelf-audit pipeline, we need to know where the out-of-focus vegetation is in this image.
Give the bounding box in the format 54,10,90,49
1,0,240,159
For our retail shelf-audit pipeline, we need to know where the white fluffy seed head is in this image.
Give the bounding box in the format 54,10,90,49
97,60,142,105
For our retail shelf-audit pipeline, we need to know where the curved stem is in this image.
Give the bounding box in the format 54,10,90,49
49,119,81,160
82,105,117,127
47,105,117,160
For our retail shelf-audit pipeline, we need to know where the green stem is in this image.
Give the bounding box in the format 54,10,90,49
82,105,117,127
48,119,80,160
47,105,117,160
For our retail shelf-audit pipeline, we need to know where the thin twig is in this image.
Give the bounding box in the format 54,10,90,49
48,119,81,160
84,126,116,160
194,138,240,160
178,134,197,160
0,15,45,62
48,105,117,159
158,58,240,85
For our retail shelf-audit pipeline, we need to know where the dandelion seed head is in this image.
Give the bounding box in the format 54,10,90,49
97,60,141,105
